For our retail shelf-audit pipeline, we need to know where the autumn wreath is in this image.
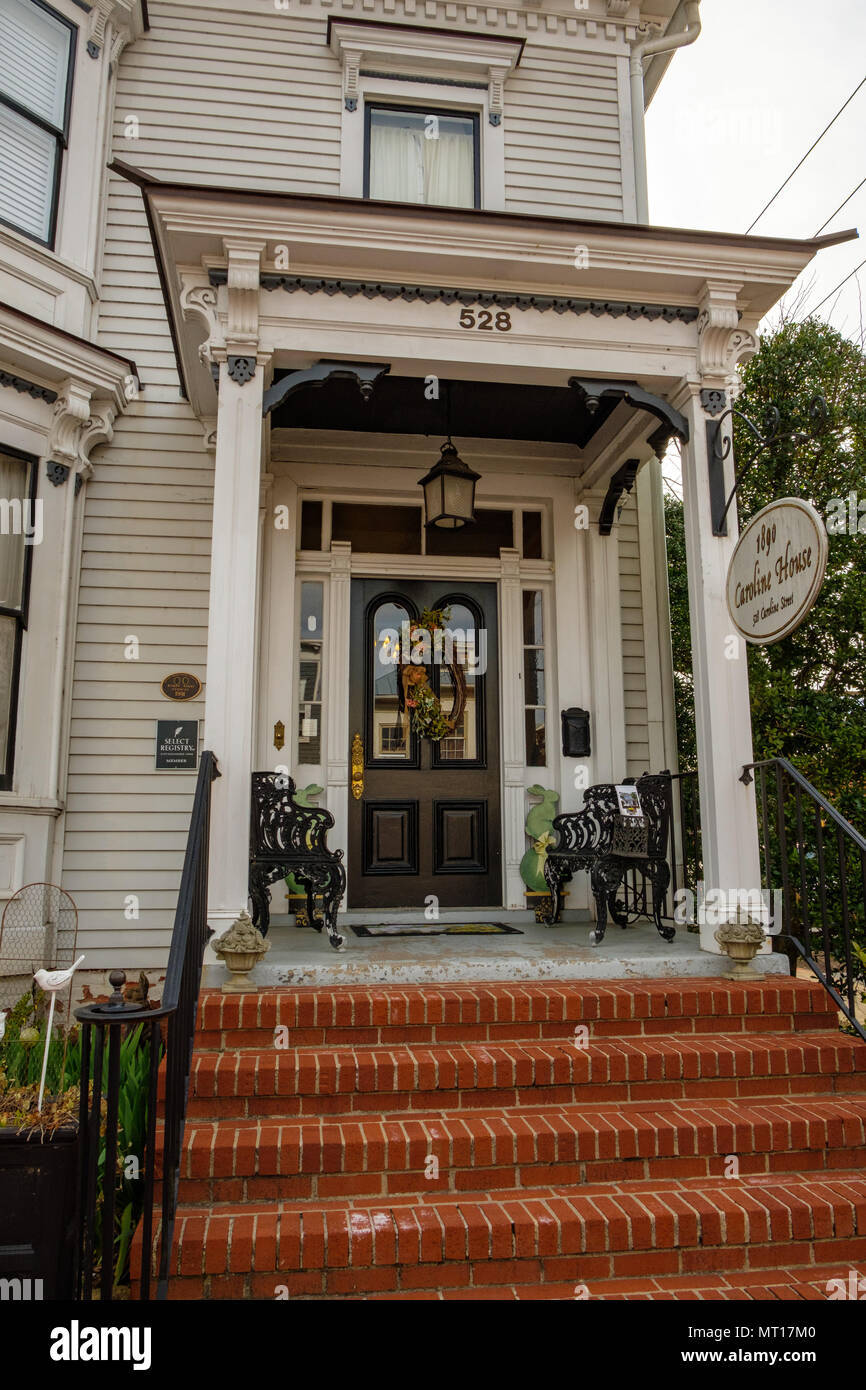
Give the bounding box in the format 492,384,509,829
399,607,467,743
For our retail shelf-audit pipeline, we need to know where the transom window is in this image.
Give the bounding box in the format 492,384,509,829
364,104,480,209
0,0,75,245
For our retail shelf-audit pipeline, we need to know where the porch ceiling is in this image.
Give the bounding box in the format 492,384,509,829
269,371,619,448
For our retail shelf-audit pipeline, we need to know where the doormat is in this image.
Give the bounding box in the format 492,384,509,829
351,922,523,938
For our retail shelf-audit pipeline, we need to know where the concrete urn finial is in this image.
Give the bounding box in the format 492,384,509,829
213,909,270,992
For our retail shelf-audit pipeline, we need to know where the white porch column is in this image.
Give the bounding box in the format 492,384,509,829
675,293,765,949
204,239,270,926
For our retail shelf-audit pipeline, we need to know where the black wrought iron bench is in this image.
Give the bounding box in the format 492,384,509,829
542,774,675,945
249,772,346,951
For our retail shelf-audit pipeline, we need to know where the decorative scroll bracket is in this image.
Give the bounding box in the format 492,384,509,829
598,458,640,536
262,360,391,418
569,378,689,444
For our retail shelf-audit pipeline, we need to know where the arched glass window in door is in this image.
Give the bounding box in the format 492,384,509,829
370,598,414,760
432,597,484,766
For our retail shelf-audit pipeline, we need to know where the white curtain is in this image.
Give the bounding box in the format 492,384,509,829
369,122,474,208
0,452,26,610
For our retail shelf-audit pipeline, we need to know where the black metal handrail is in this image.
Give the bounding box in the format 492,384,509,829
741,756,866,1042
75,750,219,1301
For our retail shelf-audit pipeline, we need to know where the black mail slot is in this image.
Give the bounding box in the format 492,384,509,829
561,707,590,758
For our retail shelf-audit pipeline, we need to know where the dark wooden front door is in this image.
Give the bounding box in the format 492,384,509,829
348,579,501,909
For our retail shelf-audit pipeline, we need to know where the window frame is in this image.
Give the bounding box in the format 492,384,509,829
363,100,482,211
0,442,38,789
0,0,77,248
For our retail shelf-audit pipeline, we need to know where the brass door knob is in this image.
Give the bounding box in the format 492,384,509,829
351,732,364,799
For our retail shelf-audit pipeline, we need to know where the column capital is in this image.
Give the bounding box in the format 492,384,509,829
696,281,759,391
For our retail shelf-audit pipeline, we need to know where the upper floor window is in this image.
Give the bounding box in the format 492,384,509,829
0,0,75,246
364,104,480,210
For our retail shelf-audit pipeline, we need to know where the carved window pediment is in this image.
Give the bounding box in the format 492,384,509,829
328,20,522,124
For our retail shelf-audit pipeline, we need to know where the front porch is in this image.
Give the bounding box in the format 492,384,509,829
127,171,844,969
202,913,789,988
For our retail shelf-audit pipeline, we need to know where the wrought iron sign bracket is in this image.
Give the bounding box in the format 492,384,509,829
262,360,391,418
707,394,829,537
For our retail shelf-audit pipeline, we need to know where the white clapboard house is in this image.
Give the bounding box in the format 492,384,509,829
0,0,852,979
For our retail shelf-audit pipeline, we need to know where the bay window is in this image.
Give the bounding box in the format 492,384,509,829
0,0,75,246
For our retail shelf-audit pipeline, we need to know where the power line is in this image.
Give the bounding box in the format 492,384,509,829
807,256,866,316
815,176,866,235
746,75,866,234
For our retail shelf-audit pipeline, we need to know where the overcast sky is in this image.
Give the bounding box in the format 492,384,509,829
646,0,866,343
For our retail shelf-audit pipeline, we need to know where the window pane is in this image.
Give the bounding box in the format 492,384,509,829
0,451,29,609
522,590,543,646
372,601,411,760
297,582,323,764
0,613,16,770
0,0,71,130
525,708,546,767
523,648,545,708
522,510,543,559
332,503,421,554
368,107,475,209
434,601,480,763
0,101,57,241
426,508,513,558
300,499,322,551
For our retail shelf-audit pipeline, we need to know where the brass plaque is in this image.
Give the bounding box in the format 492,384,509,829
160,672,202,701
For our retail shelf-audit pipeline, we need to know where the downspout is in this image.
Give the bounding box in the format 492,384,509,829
630,0,702,224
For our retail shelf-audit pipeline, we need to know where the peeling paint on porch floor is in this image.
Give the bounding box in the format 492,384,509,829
202,917,789,988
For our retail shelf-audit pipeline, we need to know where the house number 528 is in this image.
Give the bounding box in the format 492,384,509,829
458,308,512,331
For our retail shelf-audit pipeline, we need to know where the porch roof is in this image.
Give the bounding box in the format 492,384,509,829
113,162,857,417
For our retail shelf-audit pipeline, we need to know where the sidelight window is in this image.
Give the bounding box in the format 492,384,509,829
522,589,546,767
296,581,323,765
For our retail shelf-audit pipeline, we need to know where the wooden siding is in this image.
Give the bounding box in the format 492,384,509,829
618,497,651,777
61,153,211,962
108,1,624,215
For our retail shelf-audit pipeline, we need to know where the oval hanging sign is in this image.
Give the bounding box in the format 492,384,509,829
726,498,828,645
160,672,202,701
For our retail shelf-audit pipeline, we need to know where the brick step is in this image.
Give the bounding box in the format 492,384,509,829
155,1171,866,1298
174,1096,866,1204
184,1031,866,1118
360,1263,861,1300
194,978,838,1050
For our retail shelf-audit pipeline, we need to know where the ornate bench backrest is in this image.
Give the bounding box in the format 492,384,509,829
552,777,671,857
250,773,336,858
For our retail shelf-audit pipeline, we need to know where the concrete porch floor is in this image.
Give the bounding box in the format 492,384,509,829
202,913,789,989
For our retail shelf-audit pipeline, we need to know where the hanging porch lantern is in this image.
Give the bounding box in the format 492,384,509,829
418,439,480,529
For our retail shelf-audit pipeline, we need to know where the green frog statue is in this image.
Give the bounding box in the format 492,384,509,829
519,784,560,894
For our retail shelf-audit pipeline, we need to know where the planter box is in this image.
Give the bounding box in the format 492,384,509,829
0,1124,79,1299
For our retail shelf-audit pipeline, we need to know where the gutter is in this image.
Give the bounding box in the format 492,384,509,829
630,0,702,224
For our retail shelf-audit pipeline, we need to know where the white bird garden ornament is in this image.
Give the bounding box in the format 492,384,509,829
33,954,85,1112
